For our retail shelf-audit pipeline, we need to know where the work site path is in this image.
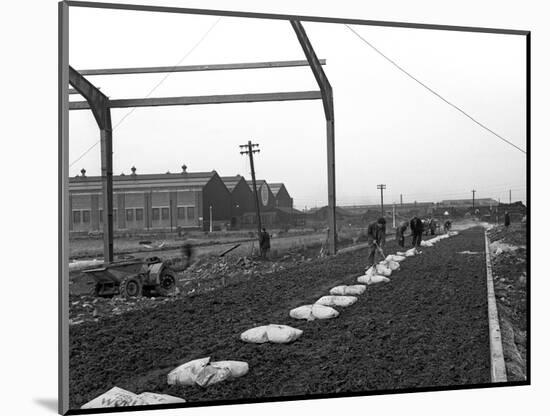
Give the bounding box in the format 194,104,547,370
69,227,490,408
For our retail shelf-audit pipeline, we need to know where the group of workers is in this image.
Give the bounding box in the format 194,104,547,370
366,216,453,269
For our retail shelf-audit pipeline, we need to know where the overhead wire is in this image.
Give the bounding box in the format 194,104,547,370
344,24,526,155
69,16,222,168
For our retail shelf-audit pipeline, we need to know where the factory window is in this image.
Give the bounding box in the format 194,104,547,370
177,206,185,220
126,209,134,222
82,210,90,224
72,211,81,224
161,207,170,220
135,208,143,222
187,206,195,220
152,208,160,221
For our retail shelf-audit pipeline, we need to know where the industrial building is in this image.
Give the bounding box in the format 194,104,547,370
269,183,293,208
69,166,231,232
69,167,297,232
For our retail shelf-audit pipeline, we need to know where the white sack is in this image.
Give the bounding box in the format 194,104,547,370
240,326,269,344
195,365,231,387
138,392,186,405
449,231,458,236
195,360,249,387
405,248,417,257
357,274,390,285
311,304,339,319
396,251,406,256
266,324,303,343
167,357,210,386
315,295,357,307
210,360,249,378
386,254,406,262
369,275,390,284
241,324,302,344
420,241,433,247
382,260,400,271
330,285,366,296
81,387,149,409
289,304,339,320
375,264,392,277
289,305,315,321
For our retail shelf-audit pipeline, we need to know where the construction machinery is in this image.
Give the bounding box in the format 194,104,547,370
83,256,177,298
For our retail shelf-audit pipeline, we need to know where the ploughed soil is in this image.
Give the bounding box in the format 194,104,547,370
69,227,490,409
487,223,527,381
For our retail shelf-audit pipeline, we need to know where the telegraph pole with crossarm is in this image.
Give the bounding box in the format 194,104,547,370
240,141,263,245
377,184,386,217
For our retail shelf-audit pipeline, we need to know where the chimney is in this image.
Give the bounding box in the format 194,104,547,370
80,168,86,178
181,164,187,174
131,166,137,176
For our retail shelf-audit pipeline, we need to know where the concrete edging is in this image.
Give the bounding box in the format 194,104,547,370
484,231,507,382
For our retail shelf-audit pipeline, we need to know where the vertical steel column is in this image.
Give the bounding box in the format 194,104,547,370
100,108,114,262
291,20,336,254
326,119,336,253
68,66,114,263
58,3,69,414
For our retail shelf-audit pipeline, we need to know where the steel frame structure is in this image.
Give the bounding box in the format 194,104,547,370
59,2,530,414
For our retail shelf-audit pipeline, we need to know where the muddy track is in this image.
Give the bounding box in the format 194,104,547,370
69,227,490,409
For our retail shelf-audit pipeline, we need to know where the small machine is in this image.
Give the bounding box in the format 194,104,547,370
83,256,177,298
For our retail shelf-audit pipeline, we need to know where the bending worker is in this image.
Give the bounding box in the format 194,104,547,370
410,215,424,248
395,221,408,248
366,217,386,268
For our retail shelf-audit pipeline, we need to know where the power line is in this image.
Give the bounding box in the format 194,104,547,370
344,24,526,155
69,17,222,168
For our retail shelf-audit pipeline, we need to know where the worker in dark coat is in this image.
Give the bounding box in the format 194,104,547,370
395,221,408,248
410,216,424,248
181,239,194,270
366,217,386,267
444,219,452,233
429,218,437,235
504,211,511,228
259,228,271,258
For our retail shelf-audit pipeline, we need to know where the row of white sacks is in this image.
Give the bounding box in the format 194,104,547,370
83,231,460,408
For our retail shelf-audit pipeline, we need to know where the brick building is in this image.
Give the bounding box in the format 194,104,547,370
69,166,231,232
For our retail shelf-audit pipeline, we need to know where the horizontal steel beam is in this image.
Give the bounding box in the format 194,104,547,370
68,89,80,95
69,90,322,110
78,59,326,76
65,1,528,36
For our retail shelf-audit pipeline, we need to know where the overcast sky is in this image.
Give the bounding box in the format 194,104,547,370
68,4,527,209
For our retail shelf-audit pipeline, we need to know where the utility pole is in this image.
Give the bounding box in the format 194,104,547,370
472,189,476,211
400,194,403,207
377,184,386,217
240,140,262,244
209,205,213,233
392,203,396,228
509,189,512,204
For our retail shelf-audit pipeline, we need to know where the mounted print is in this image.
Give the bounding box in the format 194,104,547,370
59,1,530,414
